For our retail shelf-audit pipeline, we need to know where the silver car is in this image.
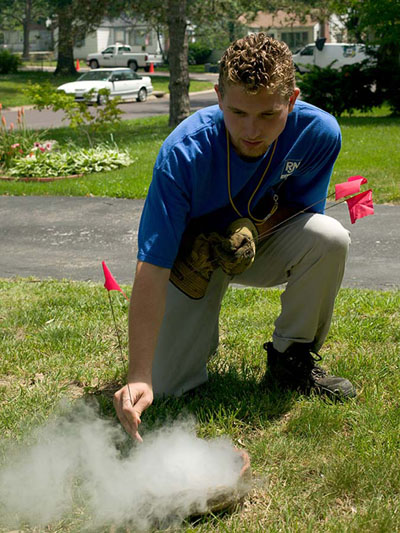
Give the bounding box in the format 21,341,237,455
57,68,153,104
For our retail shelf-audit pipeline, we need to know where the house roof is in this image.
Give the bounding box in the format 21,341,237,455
240,10,315,29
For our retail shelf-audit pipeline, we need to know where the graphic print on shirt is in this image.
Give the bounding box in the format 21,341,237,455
280,159,302,180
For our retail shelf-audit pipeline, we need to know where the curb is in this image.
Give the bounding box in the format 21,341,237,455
0,173,84,182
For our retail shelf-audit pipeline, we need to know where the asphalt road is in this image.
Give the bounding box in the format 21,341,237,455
0,196,398,290
2,70,219,128
2,91,219,129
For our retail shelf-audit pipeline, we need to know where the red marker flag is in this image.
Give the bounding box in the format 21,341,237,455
102,261,129,300
346,189,374,224
335,175,368,200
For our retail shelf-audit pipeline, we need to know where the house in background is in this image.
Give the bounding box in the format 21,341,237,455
1,22,52,53
241,10,347,51
73,18,163,59
1,16,163,59
207,10,347,63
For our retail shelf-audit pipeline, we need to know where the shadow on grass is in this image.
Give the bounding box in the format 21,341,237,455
92,363,296,435
338,115,400,127
1,70,80,85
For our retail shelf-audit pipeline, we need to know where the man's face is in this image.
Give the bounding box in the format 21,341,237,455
215,83,300,160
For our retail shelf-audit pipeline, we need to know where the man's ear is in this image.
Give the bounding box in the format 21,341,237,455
215,84,223,110
288,88,300,113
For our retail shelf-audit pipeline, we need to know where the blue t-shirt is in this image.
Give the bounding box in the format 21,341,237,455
138,100,341,268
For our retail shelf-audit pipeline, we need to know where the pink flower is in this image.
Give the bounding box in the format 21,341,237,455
0,103,2,111
9,123,14,131
34,142,40,147
39,146,46,153
1,116,6,127
11,143,20,148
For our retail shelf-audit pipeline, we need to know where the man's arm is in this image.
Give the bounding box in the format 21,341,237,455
113,261,171,441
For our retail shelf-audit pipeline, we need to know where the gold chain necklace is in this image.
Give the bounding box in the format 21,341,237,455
226,129,278,223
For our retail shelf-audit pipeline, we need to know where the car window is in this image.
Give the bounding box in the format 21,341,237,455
300,45,314,56
121,46,131,52
78,71,112,81
117,71,130,80
103,47,114,54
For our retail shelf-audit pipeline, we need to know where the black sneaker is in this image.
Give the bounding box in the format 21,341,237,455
264,342,356,400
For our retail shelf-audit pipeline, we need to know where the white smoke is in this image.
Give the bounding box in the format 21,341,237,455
0,401,249,530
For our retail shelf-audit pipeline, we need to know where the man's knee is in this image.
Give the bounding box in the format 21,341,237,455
305,214,350,257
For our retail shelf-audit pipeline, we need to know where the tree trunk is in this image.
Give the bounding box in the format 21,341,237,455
22,0,32,60
54,5,77,75
167,0,190,127
318,18,326,39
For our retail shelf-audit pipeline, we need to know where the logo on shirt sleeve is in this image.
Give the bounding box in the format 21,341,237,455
280,159,302,180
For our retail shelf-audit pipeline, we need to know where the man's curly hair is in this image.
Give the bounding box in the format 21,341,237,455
218,33,296,100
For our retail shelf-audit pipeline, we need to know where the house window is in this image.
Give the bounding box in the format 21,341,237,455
76,37,86,48
115,29,125,43
281,31,309,50
132,29,152,47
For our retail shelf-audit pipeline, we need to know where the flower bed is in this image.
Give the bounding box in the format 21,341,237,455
0,105,134,179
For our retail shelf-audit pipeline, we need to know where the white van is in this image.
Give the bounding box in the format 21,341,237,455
292,43,372,73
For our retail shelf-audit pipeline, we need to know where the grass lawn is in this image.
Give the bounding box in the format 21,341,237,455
0,280,399,531
0,71,214,108
0,110,399,204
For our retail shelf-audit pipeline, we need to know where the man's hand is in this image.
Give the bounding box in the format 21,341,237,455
211,218,258,275
113,381,154,442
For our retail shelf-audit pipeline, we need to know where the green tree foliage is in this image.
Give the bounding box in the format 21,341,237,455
0,0,48,59
276,0,400,114
126,0,273,127
331,0,400,114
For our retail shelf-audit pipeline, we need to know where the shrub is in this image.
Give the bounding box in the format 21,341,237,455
0,49,22,74
373,53,400,116
7,144,134,178
188,42,212,65
24,83,123,145
297,61,381,117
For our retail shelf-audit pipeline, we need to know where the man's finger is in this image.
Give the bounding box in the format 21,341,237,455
114,394,141,440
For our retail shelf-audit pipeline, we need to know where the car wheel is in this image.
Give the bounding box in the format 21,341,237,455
90,59,99,69
137,88,147,102
97,93,108,105
128,60,138,72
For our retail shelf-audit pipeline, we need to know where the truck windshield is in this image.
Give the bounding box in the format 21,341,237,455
78,71,113,81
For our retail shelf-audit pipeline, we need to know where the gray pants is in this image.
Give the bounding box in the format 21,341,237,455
152,213,350,397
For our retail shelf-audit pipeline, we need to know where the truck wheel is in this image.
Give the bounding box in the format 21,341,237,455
89,59,99,69
137,88,147,102
128,60,138,72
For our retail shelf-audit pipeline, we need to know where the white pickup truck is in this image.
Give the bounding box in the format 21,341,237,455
86,44,163,72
